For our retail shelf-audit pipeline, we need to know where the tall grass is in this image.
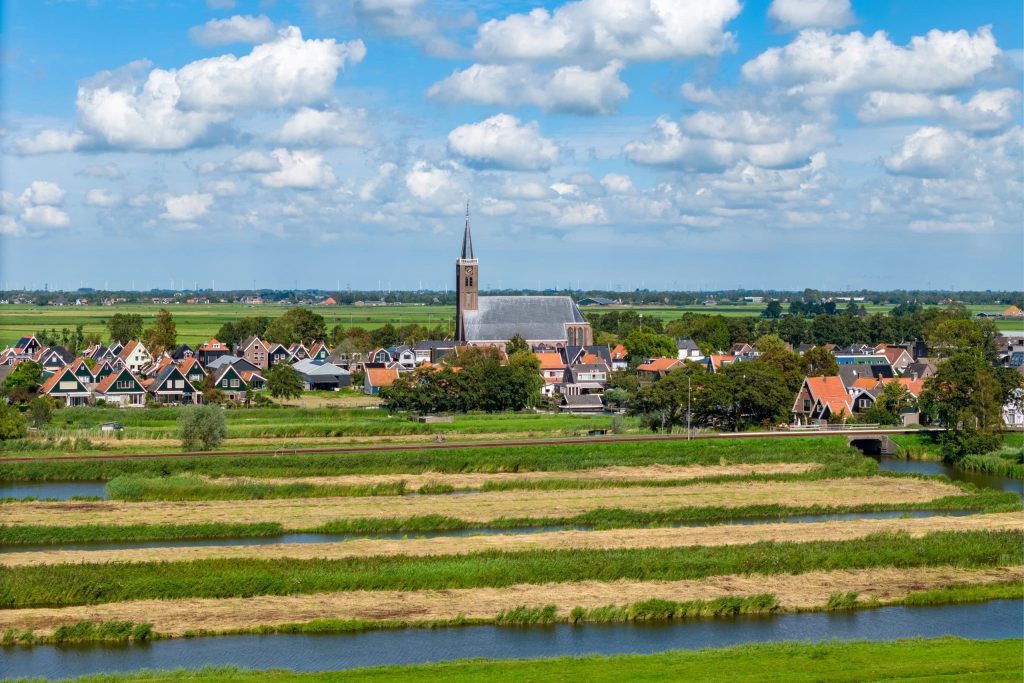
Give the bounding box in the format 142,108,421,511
105,476,405,501
1,530,1018,608
958,453,1024,480
3,491,1016,545
0,437,865,481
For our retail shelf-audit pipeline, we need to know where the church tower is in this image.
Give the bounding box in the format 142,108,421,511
455,202,478,343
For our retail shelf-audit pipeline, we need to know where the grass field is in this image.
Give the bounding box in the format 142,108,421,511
2,302,1020,346
31,638,1020,682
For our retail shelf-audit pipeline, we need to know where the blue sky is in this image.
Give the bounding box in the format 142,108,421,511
1,0,1021,292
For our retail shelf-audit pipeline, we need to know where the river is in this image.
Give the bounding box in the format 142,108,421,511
2,600,1020,680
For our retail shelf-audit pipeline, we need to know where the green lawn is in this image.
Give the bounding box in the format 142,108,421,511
33,638,1024,682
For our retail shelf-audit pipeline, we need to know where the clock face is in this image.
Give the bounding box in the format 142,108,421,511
465,266,474,275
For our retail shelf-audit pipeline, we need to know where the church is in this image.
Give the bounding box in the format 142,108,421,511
454,211,593,350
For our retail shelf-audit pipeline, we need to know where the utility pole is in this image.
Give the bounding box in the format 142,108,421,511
687,376,692,441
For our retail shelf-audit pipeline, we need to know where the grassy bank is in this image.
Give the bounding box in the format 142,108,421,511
1,530,1019,608
4,491,1017,545
0,437,864,481
6,637,1019,682
105,477,406,502
891,433,1024,480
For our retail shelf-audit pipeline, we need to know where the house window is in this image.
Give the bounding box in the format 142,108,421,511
803,399,811,411
859,399,871,409
117,380,131,390
230,379,239,388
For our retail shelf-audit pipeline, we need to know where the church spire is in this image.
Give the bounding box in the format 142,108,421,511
460,200,474,260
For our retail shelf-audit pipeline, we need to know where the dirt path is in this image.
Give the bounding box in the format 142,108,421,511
5,511,1020,568
0,477,962,528
2,565,1019,637
209,463,823,490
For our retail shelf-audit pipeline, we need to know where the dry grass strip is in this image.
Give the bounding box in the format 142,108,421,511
1,565,1019,637
0,477,962,529
209,463,823,490
4,511,1021,568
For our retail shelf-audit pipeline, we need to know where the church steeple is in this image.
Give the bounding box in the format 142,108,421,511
460,201,474,260
455,200,478,343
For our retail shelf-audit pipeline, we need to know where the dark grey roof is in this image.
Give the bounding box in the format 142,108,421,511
583,345,612,365
460,205,474,260
414,339,455,351
562,394,605,408
292,358,350,378
579,297,615,305
675,338,700,351
171,344,193,360
462,296,587,343
206,355,259,373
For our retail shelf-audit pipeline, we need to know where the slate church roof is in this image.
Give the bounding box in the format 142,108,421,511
461,296,587,343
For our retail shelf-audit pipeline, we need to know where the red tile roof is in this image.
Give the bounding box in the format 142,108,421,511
637,357,681,372
707,354,737,370
611,344,628,361
366,367,399,388
198,339,226,351
804,376,851,416
534,352,566,370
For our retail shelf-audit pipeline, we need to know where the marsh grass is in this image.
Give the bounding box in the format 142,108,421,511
2,621,153,645
105,476,405,502
0,522,284,546
1,530,1018,609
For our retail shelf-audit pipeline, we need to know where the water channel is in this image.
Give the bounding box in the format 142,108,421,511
3,599,1021,680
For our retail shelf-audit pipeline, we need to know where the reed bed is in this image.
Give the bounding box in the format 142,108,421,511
105,476,405,502
1,530,1018,609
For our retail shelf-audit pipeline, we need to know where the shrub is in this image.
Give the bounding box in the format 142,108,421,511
0,401,28,440
178,405,227,451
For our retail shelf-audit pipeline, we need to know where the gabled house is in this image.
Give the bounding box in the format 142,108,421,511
560,363,609,397
610,344,629,371
118,340,152,373
729,343,756,359
170,344,195,361
266,343,291,368
413,340,455,365
706,354,738,373
902,361,935,380
364,366,399,395
37,346,73,371
94,368,147,407
92,360,115,385
210,364,247,400
287,343,310,362
239,370,267,391
145,365,199,405
238,336,270,369
876,346,914,375
179,357,207,385
387,345,417,370
535,352,568,392
39,366,92,406
636,357,682,383
70,358,97,387
13,336,40,356
675,338,704,362
197,338,231,366
206,355,260,375
796,343,816,355
367,347,394,364
792,376,852,423
292,358,351,390
308,341,331,361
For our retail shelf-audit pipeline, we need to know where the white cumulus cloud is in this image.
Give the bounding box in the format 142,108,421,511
260,149,337,189
601,173,634,194
21,205,71,229
859,88,1020,133
428,61,629,115
20,181,66,206
767,0,853,31
447,114,560,171
74,28,365,150
405,160,458,200
85,189,122,208
162,193,214,221
742,27,1000,97
277,107,371,147
474,0,741,63
12,129,88,155
188,15,276,45
884,126,963,178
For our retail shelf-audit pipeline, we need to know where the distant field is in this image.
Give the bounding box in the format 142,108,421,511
0,302,1020,346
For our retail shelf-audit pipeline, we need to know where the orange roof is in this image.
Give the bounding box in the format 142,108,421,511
708,354,737,370
366,367,399,387
323,297,338,305
95,368,142,394
240,370,265,383
198,338,226,351
1003,305,1022,317
823,343,837,351
611,344,628,361
68,357,94,377
534,352,566,370
637,357,681,372
882,347,908,365
179,357,204,375
881,376,925,397
40,367,71,394
851,377,881,391
580,352,602,365
118,340,139,360
804,376,851,416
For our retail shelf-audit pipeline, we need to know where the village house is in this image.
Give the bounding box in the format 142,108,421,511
292,358,351,390
675,338,704,362
364,366,399,395
117,340,152,373
145,365,199,404
792,376,852,423
636,357,682,384
197,338,230,366
39,366,92,406
237,336,270,369
94,367,147,406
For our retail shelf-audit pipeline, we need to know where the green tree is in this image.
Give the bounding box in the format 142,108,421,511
721,362,793,431
265,308,327,346
918,353,1004,458
0,402,28,440
178,405,227,451
756,347,805,393
369,323,399,349
2,361,43,402
761,301,783,318
506,334,530,355
106,313,144,344
144,308,177,353
27,396,56,428
623,330,676,365
266,364,304,400
802,346,839,377
754,334,787,355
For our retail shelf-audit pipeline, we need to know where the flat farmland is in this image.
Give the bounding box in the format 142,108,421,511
3,302,1020,346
